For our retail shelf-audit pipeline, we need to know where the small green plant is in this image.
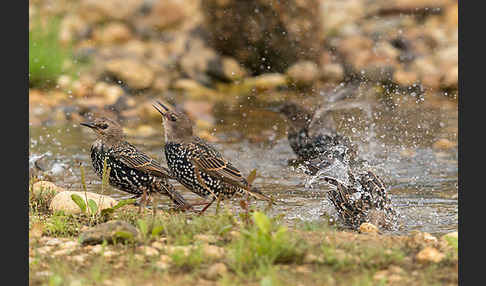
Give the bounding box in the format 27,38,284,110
44,212,80,237
29,16,73,88
229,211,305,277
169,244,204,272
71,159,135,225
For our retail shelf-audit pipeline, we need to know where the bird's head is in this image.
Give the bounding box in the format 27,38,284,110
152,100,194,142
80,117,124,143
272,102,313,133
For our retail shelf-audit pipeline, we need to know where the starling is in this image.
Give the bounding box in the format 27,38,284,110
323,170,399,231
152,101,273,214
80,117,189,211
275,101,360,173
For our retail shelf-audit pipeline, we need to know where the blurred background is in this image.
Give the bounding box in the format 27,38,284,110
29,0,457,235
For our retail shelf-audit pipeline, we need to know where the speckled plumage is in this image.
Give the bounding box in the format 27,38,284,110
153,100,272,212
323,170,398,230
81,117,188,209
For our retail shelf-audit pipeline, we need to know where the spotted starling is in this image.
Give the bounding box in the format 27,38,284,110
80,117,189,211
323,170,398,230
275,101,360,174
152,101,273,213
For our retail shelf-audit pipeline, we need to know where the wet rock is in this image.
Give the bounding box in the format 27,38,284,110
201,0,324,74
32,181,64,197
137,0,197,31
432,138,456,150
104,59,155,90
393,69,419,86
242,73,287,91
205,263,228,280
416,247,444,264
359,223,380,234
79,220,139,245
78,0,144,24
92,22,133,45
320,63,345,83
286,61,320,87
166,245,193,256
207,56,248,82
93,82,124,105
172,79,223,100
49,191,117,215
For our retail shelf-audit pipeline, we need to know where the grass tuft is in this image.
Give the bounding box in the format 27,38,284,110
29,16,72,89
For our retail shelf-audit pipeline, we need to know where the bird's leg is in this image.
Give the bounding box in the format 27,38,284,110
215,193,223,215
198,197,216,215
139,189,147,214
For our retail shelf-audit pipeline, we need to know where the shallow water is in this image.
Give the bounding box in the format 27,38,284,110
29,89,458,236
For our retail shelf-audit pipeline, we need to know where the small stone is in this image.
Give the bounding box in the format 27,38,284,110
166,246,192,256
52,248,73,257
45,238,63,246
243,73,287,91
205,263,227,280
103,250,117,258
194,234,218,244
203,245,225,260
71,254,87,263
91,245,103,254
57,75,72,89
286,61,320,86
32,181,64,197
321,63,344,82
151,241,165,250
140,246,159,257
79,220,139,245
416,247,444,263
61,241,79,250
105,59,155,90
49,191,117,215
155,255,172,270
36,246,52,255
394,69,418,86
93,22,133,45
433,138,456,150
303,253,320,264
359,223,379,234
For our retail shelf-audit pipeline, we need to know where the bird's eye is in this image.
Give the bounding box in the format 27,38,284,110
169,114,177,121
99,123,108,129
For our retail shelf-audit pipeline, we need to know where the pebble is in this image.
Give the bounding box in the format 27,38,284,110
359,223,379,234
203,245,225,260
205,263,228,280
139,246,159,257
49,191,117,215
416,247,444,264
432,138,456,150
32,181,64,197
79,220,139,245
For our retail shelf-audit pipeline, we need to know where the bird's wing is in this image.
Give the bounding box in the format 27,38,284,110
114,143,171,178
192,154,247,187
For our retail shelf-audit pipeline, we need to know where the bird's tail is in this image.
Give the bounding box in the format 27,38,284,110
246,186,276,204
156,179,189,208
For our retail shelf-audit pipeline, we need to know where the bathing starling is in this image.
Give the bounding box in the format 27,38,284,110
275,101,360,173
80,117,189,211
323,170,398,231
152,101,273,213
